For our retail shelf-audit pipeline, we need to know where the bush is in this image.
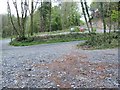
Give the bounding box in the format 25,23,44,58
74,26,80,32
78,32,119,49
10,33,88,46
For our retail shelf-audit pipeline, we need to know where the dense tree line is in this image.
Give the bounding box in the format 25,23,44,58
90,2,119,32
1,0,83,39
1,0,119,41
0,14,18,38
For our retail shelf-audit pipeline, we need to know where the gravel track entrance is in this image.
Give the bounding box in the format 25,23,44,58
1,39,119,88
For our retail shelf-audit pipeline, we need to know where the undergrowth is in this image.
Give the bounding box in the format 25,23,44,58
10,33,88,46
77,32,119,49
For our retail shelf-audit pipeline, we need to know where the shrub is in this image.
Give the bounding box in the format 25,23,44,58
10,33,88,46
74,26,80,32
78,32,119,49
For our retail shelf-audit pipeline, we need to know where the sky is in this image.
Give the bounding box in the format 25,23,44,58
0,0,92,15
0,0,8,14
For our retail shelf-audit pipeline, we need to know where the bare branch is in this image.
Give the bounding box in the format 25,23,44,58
12,0,21,29
21,0,24,18
7,1,19,35
33,0,40,11
27,0,31,14
28,0,40,15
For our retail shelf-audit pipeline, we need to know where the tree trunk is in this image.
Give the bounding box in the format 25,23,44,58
109,2,112,33
7,1,19,37
20,0,28,39
100,2,106,34
108,2,112,44
30,0,34,36
49,1,52,32
8,0,29,40
40,2,42,32
118,1,120,30
61,2,67,30
21,0,27,39
13,1,22,36
22,5,27,39
84,0,93,32
80,0,90,33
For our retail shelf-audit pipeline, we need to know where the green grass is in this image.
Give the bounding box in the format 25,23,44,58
10,33,88,46
77,32,119,50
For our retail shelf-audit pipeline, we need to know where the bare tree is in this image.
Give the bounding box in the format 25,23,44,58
29,0,39,36
80,0,90,33
84,0,93,32
21,0,28,38
12,0,21,33
30,0,34,36
7,0,29,40
7,1,19,36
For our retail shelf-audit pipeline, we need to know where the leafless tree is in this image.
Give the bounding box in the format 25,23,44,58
29,0,39,36
7,1,19,36
80,0,90,33
84,0,93,32
7,0,29,39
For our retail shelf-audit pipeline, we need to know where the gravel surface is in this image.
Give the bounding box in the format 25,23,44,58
1,39,119,88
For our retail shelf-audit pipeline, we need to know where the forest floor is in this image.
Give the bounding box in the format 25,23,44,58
1,39,119,88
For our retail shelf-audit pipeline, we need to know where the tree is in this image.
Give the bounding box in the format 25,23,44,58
60,2,69,29
49,0,52,32
60,1,81,29
69,1,80,26
0,14,18,38
27,10,40,34
108,1,112,33
29,0,39,36
51,6,62,31
21,0,28,38
39,1,51,32
80,0,90,33
7,1,19,36
1,14,11,38
7,0,29,40
90,2,119,32
99,2,106,33
30,0,34,36
84,0,93,32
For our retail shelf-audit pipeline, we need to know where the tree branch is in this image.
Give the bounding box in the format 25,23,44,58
7,1,19,36
12,0,21,31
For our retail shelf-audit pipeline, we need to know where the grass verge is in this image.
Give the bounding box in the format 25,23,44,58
10,33,88,46
77,32,119,50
